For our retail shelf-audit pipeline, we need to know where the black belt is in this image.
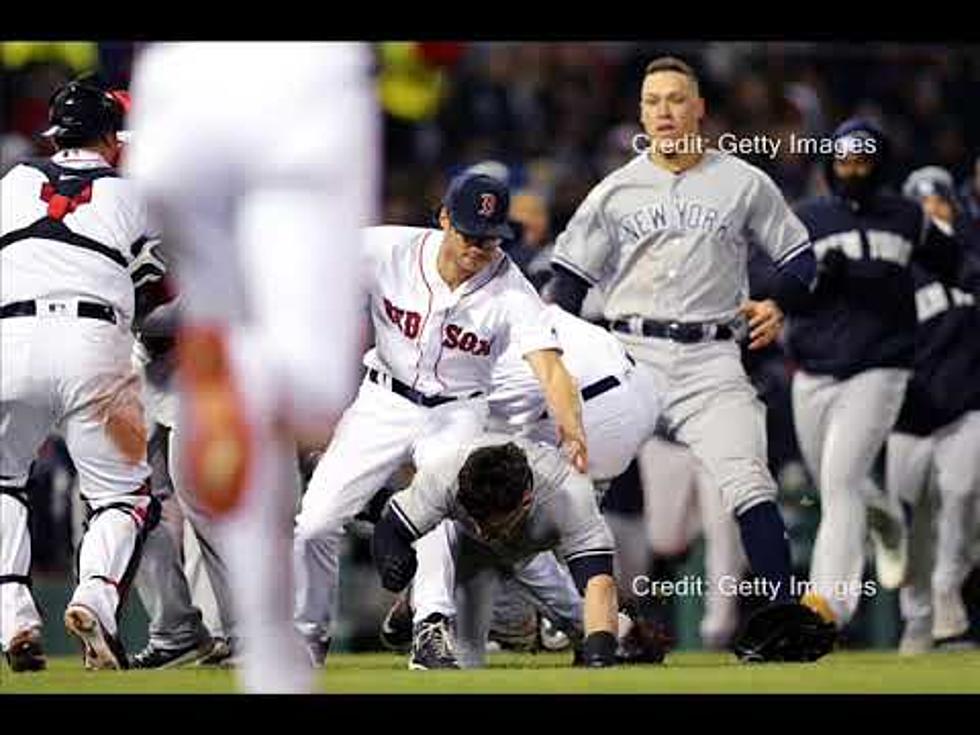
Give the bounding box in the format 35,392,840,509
0,299,116,324
610,318,733,343
581,375,621,402
368,369,482,408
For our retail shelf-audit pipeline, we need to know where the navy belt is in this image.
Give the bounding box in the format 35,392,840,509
0,299,116,324
539,372,625,421
368,369,482,408
610,318,733,343
581,375,621,402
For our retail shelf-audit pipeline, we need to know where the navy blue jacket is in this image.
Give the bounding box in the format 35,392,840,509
786,193,965,379
894,229,980,436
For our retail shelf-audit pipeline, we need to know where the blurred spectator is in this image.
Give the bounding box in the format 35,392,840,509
960,155,980,223
1,42,98,74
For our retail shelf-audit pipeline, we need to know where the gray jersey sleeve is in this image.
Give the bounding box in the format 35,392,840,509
552,471,615,565
746,169,811,266
387,464,457,540
550,183,615,286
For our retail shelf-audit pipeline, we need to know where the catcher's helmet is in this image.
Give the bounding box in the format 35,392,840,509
40,80,125,146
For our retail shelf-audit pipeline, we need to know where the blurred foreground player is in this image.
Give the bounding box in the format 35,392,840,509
126,43,378,692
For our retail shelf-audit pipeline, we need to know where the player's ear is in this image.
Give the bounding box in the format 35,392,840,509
438,207,451,230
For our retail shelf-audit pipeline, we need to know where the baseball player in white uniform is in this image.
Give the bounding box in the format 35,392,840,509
126,42,378,693
294,172,588,667
547,56,835,661
373,435,621,669
488,304,663,483
1,80,158,671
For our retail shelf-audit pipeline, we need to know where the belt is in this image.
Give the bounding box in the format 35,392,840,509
610,318,733,343
581,375,621,402
0,299,116,324
538,371,625,421
368,369,482,408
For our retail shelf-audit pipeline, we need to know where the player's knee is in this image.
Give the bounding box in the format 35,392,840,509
716,461,777,516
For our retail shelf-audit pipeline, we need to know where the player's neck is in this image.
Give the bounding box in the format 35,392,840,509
436,249,476,290
647,148,704,175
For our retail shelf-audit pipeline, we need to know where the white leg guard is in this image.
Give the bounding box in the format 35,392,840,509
1,489,43,648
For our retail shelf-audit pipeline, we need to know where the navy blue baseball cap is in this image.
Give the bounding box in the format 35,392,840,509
443,173,515,240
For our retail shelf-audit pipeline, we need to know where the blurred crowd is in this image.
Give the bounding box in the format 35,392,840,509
3,40,979,650
5,42,980,239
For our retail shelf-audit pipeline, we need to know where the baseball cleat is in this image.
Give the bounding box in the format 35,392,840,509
932,588,970,641
867,500,909,590
197,637,238,667
379,594,413,653
303,634,332,669
933,633,979,652
4,627,47,672
131,637,214,669
539,615,572,652
898,617,933,656
409,614,460,670
64,604,128,670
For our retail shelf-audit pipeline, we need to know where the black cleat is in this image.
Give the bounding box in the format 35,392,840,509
409,613,460,670
131,637,213,669
5,627,47,672
380,595,413,653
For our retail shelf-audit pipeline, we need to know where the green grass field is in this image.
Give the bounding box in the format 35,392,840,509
3,650,980,694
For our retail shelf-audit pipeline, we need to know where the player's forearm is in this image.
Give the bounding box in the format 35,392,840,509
583,573,618,636
538,359,584,443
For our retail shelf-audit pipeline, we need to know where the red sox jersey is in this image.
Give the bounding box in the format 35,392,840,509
362,226,559,398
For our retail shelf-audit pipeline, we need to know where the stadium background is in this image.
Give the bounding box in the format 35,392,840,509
2,40,979,657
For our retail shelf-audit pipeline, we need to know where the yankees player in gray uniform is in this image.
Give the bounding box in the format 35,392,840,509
373,436,621,668
130,292,238,668
547,57,833,659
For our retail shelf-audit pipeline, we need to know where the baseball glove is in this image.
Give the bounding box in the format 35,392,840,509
616,617,670,664
732,601,837,663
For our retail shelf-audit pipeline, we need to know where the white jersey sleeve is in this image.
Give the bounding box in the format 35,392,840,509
746,168,811,266
550,182,615,286
497,269,561,358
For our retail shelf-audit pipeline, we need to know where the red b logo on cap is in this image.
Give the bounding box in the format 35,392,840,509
477,193,497,218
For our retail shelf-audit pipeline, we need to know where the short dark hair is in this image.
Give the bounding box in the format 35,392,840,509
457,443,532,522
644,56,700,94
